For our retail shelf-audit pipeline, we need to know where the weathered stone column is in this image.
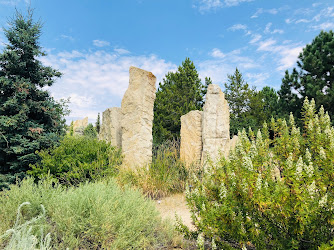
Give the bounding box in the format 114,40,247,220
98,107,122,148
73,117,88,135
180,110,203,167
202,84,230,162
121,66,156,169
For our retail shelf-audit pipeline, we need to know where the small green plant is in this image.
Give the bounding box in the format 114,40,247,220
186,98,334,249
28,135,122,185
1,202,52,250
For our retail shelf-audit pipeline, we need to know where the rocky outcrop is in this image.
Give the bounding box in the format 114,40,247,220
201,84,230,162
121,66,156,169
98,107,122,147
180,110,203,167
73,117,88,135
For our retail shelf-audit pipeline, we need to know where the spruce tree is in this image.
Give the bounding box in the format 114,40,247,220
153,58,210,144
0,10,67,188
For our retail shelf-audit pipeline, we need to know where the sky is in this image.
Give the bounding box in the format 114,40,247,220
0,0,333,124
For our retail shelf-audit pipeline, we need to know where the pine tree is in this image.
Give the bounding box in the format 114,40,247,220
279,30,334,120
0,10,67,188
95,113,101,134
153,58,211,144
224,69,278,136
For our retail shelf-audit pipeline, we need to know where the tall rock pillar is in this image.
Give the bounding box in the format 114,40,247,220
180,110,203,167
202,84,230,162
98,107,122,148
121,66,156,169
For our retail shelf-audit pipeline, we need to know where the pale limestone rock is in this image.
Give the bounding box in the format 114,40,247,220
98,107,122,147
229,135,239,152
121,66,156,169
180,110,203,167
73,117,88,135
202,84,230,162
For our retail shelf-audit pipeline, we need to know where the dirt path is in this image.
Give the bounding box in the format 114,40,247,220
155,193,195,230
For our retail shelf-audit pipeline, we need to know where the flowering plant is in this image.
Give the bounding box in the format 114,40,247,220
186,98,334,249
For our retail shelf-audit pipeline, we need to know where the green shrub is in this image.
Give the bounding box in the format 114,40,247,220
0,177,178,249
117,140,189,198
83,123,97,138
28,135,122,185
186,98,334,249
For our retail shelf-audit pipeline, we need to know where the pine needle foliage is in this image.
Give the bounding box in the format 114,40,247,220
186,98,334,249
0,10,67,189
153,58,211,144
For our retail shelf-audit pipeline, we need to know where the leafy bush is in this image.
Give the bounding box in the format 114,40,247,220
117,140,189,198
28,135,122,185
83,123,97,138
186,98,334,249
0,177,179,249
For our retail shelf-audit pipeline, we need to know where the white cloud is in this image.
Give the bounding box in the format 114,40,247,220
264,23,272,34
60,35,74,41
264,22,284,34
311,22,334,30
249,34,262,44
257,39,277,51
289,6,334,29
255,38,303,71
210,48,225,58
194,0,253,13
295,19,311,24
245,72,270,87
42,50,176,123
199,48,259,87
0,0,29,5
93,40,110,47
285,18,293,24
228,24,247,31
277,46,303,70
224,0,253,7
313,7,334,22
251,8,279,18
114,48,130,54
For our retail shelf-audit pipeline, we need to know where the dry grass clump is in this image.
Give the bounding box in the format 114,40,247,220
117,140,192,199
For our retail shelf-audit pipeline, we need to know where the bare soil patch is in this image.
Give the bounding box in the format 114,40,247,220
155,193,195,230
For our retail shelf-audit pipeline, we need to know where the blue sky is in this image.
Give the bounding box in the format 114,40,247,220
0,0,333,124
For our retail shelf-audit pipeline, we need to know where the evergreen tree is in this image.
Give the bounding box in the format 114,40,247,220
224,69,278,136
95,113,101,134
260,86,280,120
0,10,67,188
278,30,334,120
224,68,257,136
153,58,210,144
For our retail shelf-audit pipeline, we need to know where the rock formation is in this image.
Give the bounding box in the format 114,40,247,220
98,107,122,147
121,66,156,169
180,110,203,167
73,117,88,135
201,84,230,162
